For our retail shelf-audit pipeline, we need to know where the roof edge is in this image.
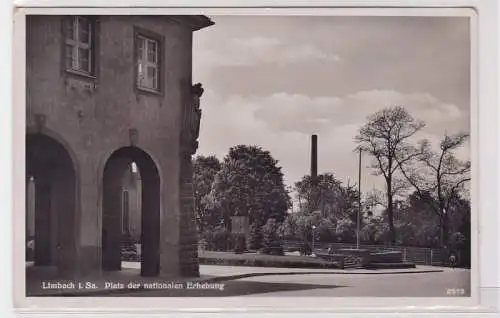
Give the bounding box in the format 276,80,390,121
167,15,214,31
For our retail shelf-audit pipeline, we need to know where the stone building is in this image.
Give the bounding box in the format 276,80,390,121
25,15,213,278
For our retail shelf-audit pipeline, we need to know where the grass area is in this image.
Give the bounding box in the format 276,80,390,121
199,251,343,269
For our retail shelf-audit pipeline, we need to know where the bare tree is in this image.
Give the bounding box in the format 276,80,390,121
365,178,409,211
355,106,425,245
397,133,470,247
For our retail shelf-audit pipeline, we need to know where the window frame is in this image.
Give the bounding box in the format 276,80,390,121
133,27,164,95
62,15,99,79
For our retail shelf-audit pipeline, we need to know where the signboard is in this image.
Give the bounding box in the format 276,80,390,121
231,216,249,235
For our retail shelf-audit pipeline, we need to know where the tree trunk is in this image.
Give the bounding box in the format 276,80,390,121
437,196,447,248
387,179,396,245
440,212,448,248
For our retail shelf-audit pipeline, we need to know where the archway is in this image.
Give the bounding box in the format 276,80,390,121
101,147,160,277
26,133,78,273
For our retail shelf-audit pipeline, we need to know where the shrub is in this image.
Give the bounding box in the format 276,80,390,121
121,233,139,261
121,244,138,261
201,226,231,251
233,234,246,254
299,242,312,256
316,219,336,242
261,219,284,256
247,223,263,250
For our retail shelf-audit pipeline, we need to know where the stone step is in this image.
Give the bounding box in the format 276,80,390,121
365,262,416,269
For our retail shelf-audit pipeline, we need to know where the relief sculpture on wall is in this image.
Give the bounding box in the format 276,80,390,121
188,83,204,155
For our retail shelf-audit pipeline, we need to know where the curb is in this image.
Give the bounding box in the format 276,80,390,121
203,269,445,282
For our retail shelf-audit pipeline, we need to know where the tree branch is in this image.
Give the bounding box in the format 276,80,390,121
444,178,471,211
391,149,422,175
369,140,389,180
441,165,471,177
450,178,471,194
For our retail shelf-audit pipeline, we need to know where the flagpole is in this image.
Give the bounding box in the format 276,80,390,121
357,148,362,249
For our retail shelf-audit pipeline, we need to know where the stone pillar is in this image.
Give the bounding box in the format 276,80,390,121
177,83,204,277
49,179,59,268
140,166,160,277
77,160,102,277
102,158,129,271
34,177,52,266
178,152,199,277
158,165,180,277
52,167,78,276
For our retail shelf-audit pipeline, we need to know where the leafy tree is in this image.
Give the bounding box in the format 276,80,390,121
295,173,342,214
447,194,471,239
200,225,230,251
206,145,292,227
233,234,246,254
284,172,361,245
279,212,316,254
397,133,471,246
247,222,263,250
315,218,336,242
359,215,388,244
355,106,425,245
261,218,284,255
279,213,301,240
334,218,356,243
338,183,362,226
456,204,471,267
295,173,360,223
193,155,222,232
394,192,440,247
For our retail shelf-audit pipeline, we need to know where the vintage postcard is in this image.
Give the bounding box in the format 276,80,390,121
12,3,494,314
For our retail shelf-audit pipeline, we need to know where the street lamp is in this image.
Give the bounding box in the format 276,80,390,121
357,148,362,250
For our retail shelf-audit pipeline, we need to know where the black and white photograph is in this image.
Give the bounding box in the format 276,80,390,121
22,11,473,300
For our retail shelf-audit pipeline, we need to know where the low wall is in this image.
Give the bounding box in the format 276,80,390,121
314,253,345,269
370,251,403,263
283,241,446,266
199,251,343,269
337,249,371,267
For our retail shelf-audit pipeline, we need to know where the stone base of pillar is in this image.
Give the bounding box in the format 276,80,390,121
159,241,181,278
179,245,200,277
76,245,101,277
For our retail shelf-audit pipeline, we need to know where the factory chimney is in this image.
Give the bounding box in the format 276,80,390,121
311,134,318,185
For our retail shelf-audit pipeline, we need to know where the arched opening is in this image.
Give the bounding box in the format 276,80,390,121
101,147,160,277
26,133,77,273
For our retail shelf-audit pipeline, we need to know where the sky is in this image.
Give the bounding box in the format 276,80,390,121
192,15,471,197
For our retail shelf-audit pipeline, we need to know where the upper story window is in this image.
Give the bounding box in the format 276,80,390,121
136,33,161,92
64,16,95,76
